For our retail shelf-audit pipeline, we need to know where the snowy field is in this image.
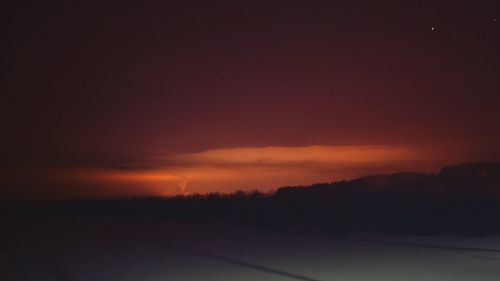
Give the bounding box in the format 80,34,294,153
2,216,500,281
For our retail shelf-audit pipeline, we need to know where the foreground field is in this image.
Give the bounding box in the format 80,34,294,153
2,216,500,281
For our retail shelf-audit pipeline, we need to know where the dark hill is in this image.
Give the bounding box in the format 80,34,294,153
2,162,500,236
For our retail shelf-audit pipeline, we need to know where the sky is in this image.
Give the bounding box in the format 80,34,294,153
2,1,500,199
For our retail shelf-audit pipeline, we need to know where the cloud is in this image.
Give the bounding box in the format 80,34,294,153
46,144,440,196
172,145,424,167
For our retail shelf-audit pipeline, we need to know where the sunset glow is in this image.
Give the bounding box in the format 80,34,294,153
2,1,499,200
33,145,441,197
175,145,425,165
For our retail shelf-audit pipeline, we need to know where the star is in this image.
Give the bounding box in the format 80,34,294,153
431,26,436,31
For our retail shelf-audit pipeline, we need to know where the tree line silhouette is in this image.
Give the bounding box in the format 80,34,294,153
2,162,500,235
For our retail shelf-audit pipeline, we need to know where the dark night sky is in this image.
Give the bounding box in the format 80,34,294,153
2,1,500,198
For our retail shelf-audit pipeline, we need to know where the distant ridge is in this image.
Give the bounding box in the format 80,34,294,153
2,162,500,236
276,162,500,201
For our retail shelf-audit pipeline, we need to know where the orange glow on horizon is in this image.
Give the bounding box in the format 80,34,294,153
41,145,442,197
176,145,425,165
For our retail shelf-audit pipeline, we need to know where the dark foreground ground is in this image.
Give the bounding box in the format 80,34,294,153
1,163,500,280
1,214,500,281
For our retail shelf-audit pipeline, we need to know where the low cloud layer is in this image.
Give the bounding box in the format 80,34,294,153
40,145,441,197
174,145,424,166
